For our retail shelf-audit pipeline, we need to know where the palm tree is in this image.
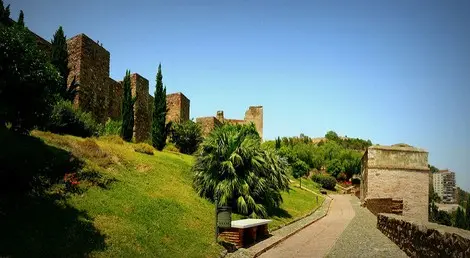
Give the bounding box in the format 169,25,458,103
192,123,290,217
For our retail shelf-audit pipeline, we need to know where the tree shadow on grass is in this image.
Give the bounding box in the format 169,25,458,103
0,128,107,257
267,207,292,219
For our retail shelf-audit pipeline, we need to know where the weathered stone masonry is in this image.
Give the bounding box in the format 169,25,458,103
196,106,264,139
361,145,430,221
33,30,263,141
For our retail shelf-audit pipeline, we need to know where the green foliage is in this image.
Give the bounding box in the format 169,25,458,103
50,26,78,102
120,70,135,142
292,158,309,188
48,100,101,137
312,174,337,190
192,123,290,217
170,120,203,154
327,159,343,178
133,143,155,155
0,25,61,133
428,164,439,174
275,136,281,149
102,118,122,136
291,159,309,179
454,207,466,229
152,64,168,150
325,130,340,142
466,195,470,229
336,172,347,181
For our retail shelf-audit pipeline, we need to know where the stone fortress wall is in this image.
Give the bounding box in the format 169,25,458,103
196,106,264,139
32,31,263,141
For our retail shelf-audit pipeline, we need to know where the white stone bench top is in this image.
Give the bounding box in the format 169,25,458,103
231,219,272,229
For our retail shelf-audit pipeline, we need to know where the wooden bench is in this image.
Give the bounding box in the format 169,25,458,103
218,219,271,248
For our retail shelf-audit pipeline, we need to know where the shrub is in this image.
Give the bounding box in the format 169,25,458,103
170,120,203,154
163,142,179,153
134,143,154,155
99,135,124,145
312,174,337,190
48,100,101,137
102,118,122,136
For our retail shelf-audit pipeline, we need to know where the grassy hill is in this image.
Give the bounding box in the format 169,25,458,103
0,130,323,257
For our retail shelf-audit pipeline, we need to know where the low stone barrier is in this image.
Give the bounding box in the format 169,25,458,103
377,213,470,257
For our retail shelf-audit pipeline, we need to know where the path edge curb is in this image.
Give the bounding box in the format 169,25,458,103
252,195,334,258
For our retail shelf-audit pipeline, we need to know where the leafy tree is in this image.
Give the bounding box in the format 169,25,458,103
327,159,343,178
275,136,281,149
50,26,78,102
454,207,466,229
152,64,169,150
17,10,24,27
325,130,340,142
0,25,60,133
192,124,290,217
170,120,203,154
312,174,336,190
120,70,135,142
292,158,309,188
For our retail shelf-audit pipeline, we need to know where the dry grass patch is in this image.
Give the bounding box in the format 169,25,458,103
134,143,154,155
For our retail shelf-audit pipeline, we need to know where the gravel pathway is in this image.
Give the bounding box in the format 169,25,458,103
326,197,408,258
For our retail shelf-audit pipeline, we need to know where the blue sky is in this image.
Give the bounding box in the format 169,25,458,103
10,0,470,191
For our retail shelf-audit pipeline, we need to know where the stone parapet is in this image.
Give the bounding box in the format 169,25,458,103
377,213,470,257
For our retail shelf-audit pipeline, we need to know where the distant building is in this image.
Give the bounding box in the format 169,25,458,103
432,170,456,204
360,144,430,221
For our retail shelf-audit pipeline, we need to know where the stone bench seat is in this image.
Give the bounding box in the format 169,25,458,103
219,219,272,248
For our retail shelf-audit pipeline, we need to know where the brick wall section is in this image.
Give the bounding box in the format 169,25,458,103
244,106,263,139
361,146,430,221
365,198,393,215
166,92,190,123
377,213,470,257
196,117,222,136
131,74,150,142
67,34,110,124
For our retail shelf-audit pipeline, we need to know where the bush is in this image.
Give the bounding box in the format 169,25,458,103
170,120,203,154
134,143,154,155
312,174,337,190
163,142,179,153
102,118,121,136
48,100,101,137
336,172,347,181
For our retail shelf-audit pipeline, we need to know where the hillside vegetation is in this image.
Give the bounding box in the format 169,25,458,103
0,129,322,257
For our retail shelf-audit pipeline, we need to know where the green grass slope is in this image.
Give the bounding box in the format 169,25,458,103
0,130,322,257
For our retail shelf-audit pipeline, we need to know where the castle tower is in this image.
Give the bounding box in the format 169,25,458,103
67,34,110,124
130,73,150,142
166,92,190,123
244,106,263,139
216,111,225,123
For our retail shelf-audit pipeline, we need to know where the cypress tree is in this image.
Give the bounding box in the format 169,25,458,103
51,26,78,101
454,207,466,229
17,10,24,27
466,195,470,229
121,70,136,142
152,64,168,150
275,137,281,149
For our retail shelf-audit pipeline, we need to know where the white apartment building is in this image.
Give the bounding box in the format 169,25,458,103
432,170,456,203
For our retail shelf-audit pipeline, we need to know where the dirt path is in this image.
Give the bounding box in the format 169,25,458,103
258,195,355,258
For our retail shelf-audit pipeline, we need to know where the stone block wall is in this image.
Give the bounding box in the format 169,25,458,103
131,74,151,142
377,213,470,257
166,93,190,123
362,146,430,221
67,34,110,124
365,198,393,215
196,117,222,136
107,78,122,120
366,168,428,220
